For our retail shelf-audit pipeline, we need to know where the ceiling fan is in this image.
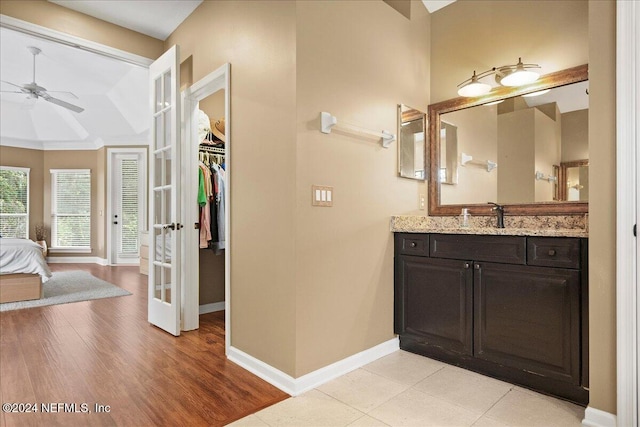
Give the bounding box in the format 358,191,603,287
1,46,84,113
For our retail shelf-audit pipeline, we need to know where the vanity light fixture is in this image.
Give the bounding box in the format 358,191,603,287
457,57,541,97
457,71,492,97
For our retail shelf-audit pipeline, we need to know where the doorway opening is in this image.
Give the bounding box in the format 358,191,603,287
182,65,231,352
107,148,147,265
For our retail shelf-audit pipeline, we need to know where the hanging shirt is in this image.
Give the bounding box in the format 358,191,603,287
198,168,206,207
211,163,226,252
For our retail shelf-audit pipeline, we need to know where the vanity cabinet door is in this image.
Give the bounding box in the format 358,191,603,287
474,262,580,385
396,256,473,355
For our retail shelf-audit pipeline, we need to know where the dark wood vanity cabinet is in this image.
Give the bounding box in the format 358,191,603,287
394,233,588,405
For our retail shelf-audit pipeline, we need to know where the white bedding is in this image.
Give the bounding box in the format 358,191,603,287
0,238,52,282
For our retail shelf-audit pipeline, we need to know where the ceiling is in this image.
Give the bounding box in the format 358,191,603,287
0,27,149,149
422,0,457,14
50,0,453,42
0,0,458,150
48,0,203,41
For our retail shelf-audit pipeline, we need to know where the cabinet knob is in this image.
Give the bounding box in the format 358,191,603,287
475,264,480,270
548,249,556,256
410,242,417,248
464,262,470,269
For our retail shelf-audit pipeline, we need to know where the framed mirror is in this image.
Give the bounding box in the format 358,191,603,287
428,64,588,216
557,159,589,201
398,105,426,180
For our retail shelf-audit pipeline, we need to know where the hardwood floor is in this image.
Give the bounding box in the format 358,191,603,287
0,264,288,427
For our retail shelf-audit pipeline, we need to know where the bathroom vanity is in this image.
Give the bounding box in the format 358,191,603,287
392,219,588,405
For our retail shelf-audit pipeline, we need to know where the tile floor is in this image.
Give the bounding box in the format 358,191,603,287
228,350,585,427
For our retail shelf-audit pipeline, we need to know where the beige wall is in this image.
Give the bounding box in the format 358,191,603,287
562,109,589,162
588,0,617,415
199,90,226,125
534,108,561,202
1,146,105,259
294,0,430,376
0,0,164,59
167,0,299,375
498,109,535,204
441,105,498,205
0,145,147,261
167,0,430,377
43,150,101,258
430,0,588,103
0,146,44,240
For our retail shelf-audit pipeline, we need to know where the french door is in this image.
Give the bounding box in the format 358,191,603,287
148,45,181,336
109,150,145,265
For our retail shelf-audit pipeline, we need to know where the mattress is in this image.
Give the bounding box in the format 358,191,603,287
0,238,52,282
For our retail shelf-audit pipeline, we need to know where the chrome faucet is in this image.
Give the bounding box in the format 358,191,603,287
488,202,505,228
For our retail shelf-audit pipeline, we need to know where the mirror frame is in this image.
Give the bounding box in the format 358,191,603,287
428,64,589,216
397,105,427,180
557,159,589,201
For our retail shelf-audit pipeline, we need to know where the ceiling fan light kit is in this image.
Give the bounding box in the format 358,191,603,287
457,57,541,97
0,46,84,113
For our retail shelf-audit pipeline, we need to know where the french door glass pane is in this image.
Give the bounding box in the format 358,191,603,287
120,159,139,255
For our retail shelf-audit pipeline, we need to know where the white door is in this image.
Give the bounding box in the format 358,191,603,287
148,45,181,336
110,151,145,264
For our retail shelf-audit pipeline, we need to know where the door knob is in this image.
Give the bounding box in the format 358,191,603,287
162,223,176,230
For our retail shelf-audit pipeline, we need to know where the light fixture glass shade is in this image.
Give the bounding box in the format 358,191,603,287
522,89,551,97
458,81,491,97
500,69,539,86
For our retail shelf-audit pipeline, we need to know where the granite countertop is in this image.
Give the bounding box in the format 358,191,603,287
390,215,589,238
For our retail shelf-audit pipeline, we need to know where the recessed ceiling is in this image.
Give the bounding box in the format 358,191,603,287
48,0,203,40
0,27,149,148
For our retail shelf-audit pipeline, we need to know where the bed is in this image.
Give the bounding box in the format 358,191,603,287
0,238,52,303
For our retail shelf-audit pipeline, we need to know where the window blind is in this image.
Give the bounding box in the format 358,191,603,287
120,159,139,255
51,170,91,248
0,167,29,239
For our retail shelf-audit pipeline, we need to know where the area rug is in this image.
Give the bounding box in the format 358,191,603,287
0,271,131,312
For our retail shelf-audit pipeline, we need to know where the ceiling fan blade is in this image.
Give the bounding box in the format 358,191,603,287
41,94,84,113
1,80,25,89
0,91,24,94
47,91,79,100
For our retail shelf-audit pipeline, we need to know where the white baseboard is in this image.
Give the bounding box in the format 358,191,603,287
228,337,399,396
582,406,617,427
47,256,108,265
199,301,225,314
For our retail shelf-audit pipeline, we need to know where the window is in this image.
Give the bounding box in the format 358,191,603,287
51,169,91,251
0,166,29,239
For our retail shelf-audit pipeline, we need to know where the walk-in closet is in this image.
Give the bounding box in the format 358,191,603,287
196,89,226,316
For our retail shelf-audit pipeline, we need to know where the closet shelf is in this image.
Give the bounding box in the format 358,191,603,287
199,145,225,154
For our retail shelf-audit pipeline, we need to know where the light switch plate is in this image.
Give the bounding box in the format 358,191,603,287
312,185,333,207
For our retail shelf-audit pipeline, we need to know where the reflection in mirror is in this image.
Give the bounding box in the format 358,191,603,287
557,159,588,201
428,64,589,216
440,122,458,185
398,105,426,180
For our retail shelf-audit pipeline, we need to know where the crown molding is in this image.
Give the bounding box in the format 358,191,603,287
1,135,148,151
0,15,153,67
